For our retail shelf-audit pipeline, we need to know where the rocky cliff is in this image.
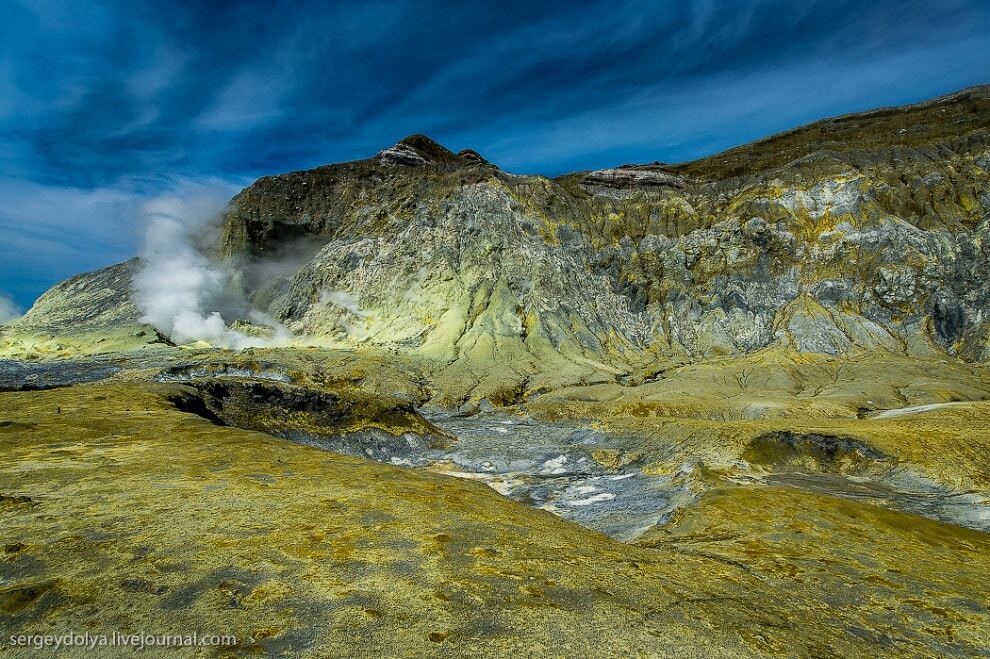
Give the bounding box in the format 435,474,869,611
6,86,990,375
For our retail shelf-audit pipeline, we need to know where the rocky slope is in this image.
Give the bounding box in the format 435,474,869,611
4,86,990,387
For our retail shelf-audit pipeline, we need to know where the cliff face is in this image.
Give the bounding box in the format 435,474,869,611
217,87,990,363
8,87,990,370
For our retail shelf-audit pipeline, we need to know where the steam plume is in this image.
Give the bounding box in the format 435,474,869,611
0,291,22,324
133,184,291,349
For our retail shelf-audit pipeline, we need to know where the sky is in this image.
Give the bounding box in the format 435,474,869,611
0,0,988,312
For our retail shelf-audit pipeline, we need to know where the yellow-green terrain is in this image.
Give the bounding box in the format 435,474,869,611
2,87,990,656
3,376,990,657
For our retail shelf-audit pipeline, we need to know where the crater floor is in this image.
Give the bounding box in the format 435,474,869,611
2,348,990,656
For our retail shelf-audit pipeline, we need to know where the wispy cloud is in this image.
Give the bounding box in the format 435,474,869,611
194,70,288,132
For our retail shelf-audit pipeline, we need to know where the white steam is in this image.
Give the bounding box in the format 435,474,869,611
320,288,372,340
319,289,370,318
0,291,22,324
134,185,291,349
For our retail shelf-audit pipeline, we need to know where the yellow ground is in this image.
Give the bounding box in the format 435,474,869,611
2,381,990,657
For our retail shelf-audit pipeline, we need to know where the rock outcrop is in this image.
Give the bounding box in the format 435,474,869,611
581,164,688,190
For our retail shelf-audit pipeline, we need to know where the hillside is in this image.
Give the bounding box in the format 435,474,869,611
4,86,990,402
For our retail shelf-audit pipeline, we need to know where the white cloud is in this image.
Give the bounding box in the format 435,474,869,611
193,70,288,132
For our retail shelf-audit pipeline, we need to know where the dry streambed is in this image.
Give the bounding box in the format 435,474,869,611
166,373,990,540
2,357,988,541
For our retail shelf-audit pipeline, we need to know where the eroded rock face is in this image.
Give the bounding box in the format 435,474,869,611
8,86,990,368
581,165,689,190
269,182,652,364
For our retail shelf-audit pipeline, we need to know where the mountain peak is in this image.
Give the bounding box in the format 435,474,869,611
377,134,458,167
376,134,493,169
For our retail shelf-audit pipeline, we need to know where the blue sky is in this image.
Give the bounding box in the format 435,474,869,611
1,0,988,311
